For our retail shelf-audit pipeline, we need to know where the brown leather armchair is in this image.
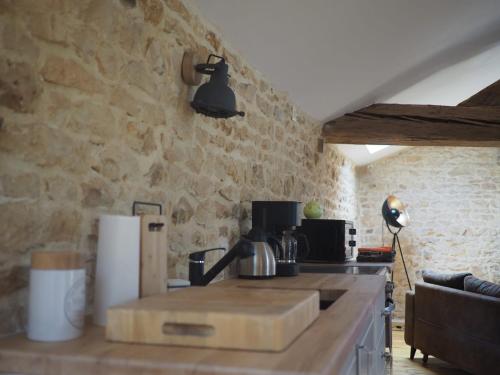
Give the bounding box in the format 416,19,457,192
405,281,500,374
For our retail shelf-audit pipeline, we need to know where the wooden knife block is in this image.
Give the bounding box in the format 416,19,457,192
140,215,168,297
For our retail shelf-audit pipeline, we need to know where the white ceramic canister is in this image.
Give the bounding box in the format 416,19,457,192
27,251,86,342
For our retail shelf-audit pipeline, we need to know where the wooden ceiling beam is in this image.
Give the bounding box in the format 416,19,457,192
322,103,500,146
458,79,500,107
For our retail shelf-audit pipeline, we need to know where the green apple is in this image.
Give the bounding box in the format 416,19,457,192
304,201,323,219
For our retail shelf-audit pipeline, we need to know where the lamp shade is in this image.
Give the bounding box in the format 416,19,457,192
191,59,244,119
381,195,410,228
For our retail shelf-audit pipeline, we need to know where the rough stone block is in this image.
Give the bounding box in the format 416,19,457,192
0,266,29,298
46,208,82,242
164,0,191,23
121,60,158,98
81,178,115,208
140,0,164,26
145,161,166,187
172,196,194,224
0,173,40,199
41,56,102,94
0,59,41,113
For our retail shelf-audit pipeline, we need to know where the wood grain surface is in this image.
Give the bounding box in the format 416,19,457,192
322,103,500,146
139,215,168,297
106,286,319,351
31,250,83,270
458,79,500,107
0,273,385,375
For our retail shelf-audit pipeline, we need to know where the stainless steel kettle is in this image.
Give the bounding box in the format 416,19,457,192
239,227,277,278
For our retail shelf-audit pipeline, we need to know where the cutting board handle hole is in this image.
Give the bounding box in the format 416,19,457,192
162,323,215,337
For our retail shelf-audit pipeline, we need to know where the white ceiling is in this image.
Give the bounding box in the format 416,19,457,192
385,41,500,105
191,0,500,164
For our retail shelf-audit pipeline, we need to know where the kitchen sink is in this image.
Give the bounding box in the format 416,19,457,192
300,264,384,275
235,284,346,311
319,299,335,310
319,289,346,310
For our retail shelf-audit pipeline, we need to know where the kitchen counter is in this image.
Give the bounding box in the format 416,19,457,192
0,273,386,375
345,260,394,269
300,261,394,277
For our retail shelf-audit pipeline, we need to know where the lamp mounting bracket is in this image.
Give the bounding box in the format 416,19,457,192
194,54,226,75
181,50,203,86
182,52,229,86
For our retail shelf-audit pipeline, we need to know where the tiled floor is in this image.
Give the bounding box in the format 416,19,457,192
386,330,469,375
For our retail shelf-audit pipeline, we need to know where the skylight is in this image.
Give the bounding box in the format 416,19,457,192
365,145,389,154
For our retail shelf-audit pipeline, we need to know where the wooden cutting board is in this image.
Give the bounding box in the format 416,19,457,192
139,215,168,298
106,286,319,352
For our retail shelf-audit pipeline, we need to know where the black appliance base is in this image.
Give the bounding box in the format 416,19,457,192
276,262,299,276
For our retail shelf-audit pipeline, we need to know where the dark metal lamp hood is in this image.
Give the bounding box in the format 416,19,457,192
181,52,245,119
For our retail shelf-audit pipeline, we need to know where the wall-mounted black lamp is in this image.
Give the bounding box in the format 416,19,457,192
181,51,245,119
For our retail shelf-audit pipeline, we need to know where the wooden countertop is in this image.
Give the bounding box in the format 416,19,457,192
0,273,385,375
345,260,394,269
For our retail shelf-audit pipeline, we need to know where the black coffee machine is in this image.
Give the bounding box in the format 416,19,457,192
252,201,309,276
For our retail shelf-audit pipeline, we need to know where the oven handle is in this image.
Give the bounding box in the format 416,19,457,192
382,300,395,317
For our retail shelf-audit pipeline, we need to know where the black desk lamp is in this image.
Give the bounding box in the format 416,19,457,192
382,195,412,290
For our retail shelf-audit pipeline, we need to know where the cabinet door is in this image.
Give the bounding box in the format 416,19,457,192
341,302,386,375
372,287,386,347
356,344,371,375
357,317,375,375
342,350,357,375
339,317,374,375
340,343,370,375
373,330,387,375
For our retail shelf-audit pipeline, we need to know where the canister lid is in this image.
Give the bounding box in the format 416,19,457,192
31,251,83,270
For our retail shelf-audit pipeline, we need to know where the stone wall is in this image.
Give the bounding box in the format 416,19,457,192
0,0,357,335
357,147,500,319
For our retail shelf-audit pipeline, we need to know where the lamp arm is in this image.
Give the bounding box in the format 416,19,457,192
194,54,227,75
193,63,215,74
206,54,225,64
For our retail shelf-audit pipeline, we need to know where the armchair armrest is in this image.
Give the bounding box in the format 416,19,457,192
404,290,415,347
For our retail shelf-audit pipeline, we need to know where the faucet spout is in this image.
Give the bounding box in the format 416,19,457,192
188,240,253,286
